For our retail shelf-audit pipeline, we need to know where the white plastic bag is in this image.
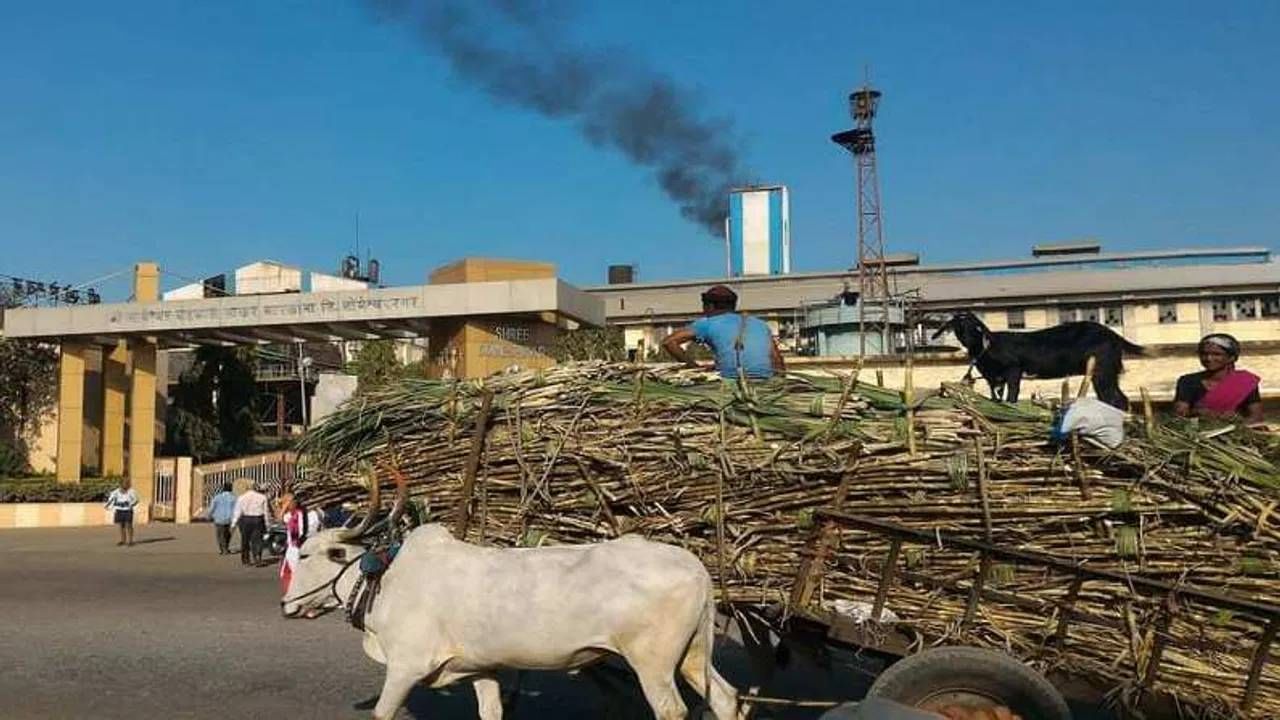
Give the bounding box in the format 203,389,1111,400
1059,397,1126,448
825,599,900,624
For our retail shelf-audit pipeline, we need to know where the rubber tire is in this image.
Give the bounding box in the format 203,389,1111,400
865,647,1071,720
267,535,286,557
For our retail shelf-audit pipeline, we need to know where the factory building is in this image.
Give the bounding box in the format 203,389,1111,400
587,244,1280,401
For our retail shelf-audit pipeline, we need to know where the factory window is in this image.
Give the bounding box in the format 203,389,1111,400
1104,306,1123,327
1234,297,1259,320
1007,309,1026,329
1263,295,1280,318
1080,307,1100,323
1158,302,1178,324
1057,307,1076,324
1212,299,1231,322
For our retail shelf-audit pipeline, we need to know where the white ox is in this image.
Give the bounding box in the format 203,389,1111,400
282,490,742,720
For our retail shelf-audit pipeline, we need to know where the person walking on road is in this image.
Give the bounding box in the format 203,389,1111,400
207,482,237,555
104,478,139,547
276,493,313,594
231,483,271,566
307,504,324,537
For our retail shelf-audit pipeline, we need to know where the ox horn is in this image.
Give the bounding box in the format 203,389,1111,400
384,445,409,530
337,464,381,542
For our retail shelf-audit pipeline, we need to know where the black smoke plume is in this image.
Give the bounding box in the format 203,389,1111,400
365,0,745,235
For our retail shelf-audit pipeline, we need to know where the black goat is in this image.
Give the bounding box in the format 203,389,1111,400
932,312,1144,409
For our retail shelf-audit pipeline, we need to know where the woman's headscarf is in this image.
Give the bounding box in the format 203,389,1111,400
1199,333,1241,360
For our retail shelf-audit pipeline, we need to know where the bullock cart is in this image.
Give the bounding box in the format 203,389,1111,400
294,362,1280,718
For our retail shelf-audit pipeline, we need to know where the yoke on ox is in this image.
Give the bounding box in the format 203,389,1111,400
282,475,743,720
933,312,1144,410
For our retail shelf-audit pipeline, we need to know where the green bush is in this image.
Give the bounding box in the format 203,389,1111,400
0,439,27,477
0,477,118,503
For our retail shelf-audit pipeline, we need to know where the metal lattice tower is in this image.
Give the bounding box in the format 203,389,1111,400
832,82,893,355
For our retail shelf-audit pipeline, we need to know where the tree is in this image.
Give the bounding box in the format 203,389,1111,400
553,326,627,362
165,370,220,463
0,289,58,474
163,347,260,461
347,340,405,393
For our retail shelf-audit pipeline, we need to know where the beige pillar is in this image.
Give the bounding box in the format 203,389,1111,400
174,457,194,524
128,340,157,517
101,341,128,476
128,261,160,518
133,261,159,303
56,343,87,483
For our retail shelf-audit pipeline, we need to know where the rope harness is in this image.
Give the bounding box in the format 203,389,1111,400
281,541,401,630
346,544,400,631
732,313,748,370
282,550,364,610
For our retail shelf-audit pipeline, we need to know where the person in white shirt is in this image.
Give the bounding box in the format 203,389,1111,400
307,506,324,537
104,478,140,547
231,483,272,566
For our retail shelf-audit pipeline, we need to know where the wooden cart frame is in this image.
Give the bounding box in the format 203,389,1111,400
776,510,1280,716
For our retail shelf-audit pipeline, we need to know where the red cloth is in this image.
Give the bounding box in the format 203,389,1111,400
279,509,305,593
1198,370,1261,416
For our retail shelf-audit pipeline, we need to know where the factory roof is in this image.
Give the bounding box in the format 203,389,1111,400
588,246,1279,321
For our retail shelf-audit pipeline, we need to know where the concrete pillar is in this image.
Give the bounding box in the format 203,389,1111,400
101,341,128,476
128,340,157,517
127,261,160,518
174,457,194,524
55,343,87,483
133,261,159,303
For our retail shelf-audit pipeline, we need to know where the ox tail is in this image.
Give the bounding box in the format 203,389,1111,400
1121,338,1145,356
701,590,716,713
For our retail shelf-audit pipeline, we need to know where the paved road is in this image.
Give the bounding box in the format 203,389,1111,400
0,525,875,719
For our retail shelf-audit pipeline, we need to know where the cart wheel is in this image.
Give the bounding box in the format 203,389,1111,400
864,647,1071,720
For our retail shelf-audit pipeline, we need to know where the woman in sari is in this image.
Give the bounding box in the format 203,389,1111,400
276,493,311,594
1174,333,1264,423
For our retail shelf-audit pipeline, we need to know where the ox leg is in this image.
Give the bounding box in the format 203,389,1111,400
633,669,687,720
678,627,740,720
473,676,503,720
372,667,422,720
622,636,688,720
622,625,697,720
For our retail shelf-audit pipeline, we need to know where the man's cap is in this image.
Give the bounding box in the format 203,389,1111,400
701,285,738,303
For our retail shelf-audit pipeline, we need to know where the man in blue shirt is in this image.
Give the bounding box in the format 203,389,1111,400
662,285,785,379
207,483,237,555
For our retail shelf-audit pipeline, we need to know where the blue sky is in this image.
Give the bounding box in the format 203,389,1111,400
2,1,1277,297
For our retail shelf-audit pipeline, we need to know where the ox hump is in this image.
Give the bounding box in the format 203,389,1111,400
406,523,457,546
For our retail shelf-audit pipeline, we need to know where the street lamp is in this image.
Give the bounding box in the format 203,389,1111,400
298,347,313,428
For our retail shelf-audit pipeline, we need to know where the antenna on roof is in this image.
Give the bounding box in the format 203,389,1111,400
338,210,381,286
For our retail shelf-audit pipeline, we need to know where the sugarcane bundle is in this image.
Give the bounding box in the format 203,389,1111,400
293,361,1280,718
